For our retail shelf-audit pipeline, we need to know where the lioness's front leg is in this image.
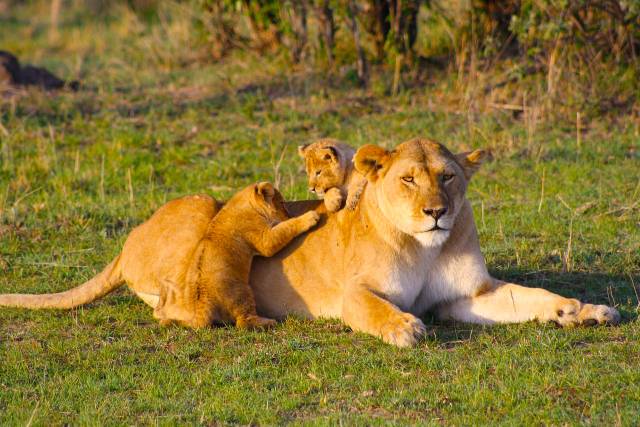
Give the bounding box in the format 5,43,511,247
342,281,426,347
437,281,620,327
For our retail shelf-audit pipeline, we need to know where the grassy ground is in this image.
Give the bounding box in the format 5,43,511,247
1,2,639,425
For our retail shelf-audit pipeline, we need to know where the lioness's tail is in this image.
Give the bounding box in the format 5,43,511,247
0,255,124,309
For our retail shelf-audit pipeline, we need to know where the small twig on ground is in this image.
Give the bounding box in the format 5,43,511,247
12,186,43,208
563,217,574,272
576,112,582,150
628,273,640,309
18,262,86,268
127,168,134,205
538,167,545,213
99,154,105,202
73,149,80,174
25,400,40,427
488,102,527,112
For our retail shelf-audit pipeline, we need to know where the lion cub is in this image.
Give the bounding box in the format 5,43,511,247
298,138,366,212
154,182,320,329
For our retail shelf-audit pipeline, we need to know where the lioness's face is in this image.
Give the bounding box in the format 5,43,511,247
355,138,487,247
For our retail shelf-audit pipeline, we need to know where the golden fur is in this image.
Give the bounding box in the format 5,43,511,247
153,182,320,329
0,138,620,346
0,185,320,330
298,138,366,212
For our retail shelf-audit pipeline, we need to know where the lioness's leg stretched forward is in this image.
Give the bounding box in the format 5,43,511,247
437,281,620,327
342,281,426,347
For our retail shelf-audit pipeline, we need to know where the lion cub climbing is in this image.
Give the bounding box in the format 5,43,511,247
154,182,320,329
298,138,366,212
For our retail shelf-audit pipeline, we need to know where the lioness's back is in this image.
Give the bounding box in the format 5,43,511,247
120,195,220,292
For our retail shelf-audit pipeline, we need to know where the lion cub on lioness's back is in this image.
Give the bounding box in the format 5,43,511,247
298,138,366,212
154,182,320,329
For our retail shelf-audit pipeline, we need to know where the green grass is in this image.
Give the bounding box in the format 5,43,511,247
1,2,639,425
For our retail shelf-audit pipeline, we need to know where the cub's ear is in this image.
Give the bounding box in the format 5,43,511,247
354,144,391,182
323,146,339,161
298,144,310,158
455,149,490,179
255,181,275,204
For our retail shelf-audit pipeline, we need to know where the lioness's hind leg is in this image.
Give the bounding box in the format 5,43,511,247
153,279,198,326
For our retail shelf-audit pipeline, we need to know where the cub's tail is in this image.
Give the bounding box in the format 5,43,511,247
0,255,124,309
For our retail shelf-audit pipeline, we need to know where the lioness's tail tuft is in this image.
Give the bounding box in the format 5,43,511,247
0,255,124,309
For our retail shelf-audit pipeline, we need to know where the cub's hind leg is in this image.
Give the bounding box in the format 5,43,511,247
213,277,276,330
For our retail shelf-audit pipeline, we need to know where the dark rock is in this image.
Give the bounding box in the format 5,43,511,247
0,50,79,91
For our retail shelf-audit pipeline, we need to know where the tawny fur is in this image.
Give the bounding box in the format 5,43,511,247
152,182,320,329
0,186,320,330
298,138,366,212
0,138,620,347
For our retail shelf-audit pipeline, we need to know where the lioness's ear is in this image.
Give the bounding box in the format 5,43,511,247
298,144,310,158
354,144,391,182
455,149,490,179
255,181,275,204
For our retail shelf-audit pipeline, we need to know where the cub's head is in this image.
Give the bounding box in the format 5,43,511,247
298,139,355,197
252,182,289,222
354,138,488,247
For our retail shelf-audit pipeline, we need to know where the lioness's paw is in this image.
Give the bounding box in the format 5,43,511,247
552,299,620,327
324,188,343,212
300,211,321,230
380,313,426,347
578,304,621,326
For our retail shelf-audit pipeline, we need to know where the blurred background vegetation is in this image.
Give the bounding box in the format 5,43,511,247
2,0,639,122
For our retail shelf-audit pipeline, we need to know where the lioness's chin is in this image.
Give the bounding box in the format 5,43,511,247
414,230,450,247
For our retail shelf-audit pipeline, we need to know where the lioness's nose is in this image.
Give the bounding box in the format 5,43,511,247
423,207,447,220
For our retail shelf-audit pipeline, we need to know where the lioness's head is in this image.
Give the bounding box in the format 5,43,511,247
354,138,488,247
251,182,289,222
298,139,355,197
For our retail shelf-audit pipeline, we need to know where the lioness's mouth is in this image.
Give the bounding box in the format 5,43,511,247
425,225,448,232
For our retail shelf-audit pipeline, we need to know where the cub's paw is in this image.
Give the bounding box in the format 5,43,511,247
300,210,321,230
158,318,174,327
380,313,426,347
237,315,277,330
324,188,343,212
552,299,620,327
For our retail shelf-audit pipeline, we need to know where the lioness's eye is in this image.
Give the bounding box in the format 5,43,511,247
442,174,454,182
323,154,332,161
402,176,414,183
315,170,322,177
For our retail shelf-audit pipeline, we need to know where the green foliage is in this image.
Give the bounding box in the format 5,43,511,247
510,0,640,60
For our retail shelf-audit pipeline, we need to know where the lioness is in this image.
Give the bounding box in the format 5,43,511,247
153,182,320,329
298,138,366,212
0,138,620,347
